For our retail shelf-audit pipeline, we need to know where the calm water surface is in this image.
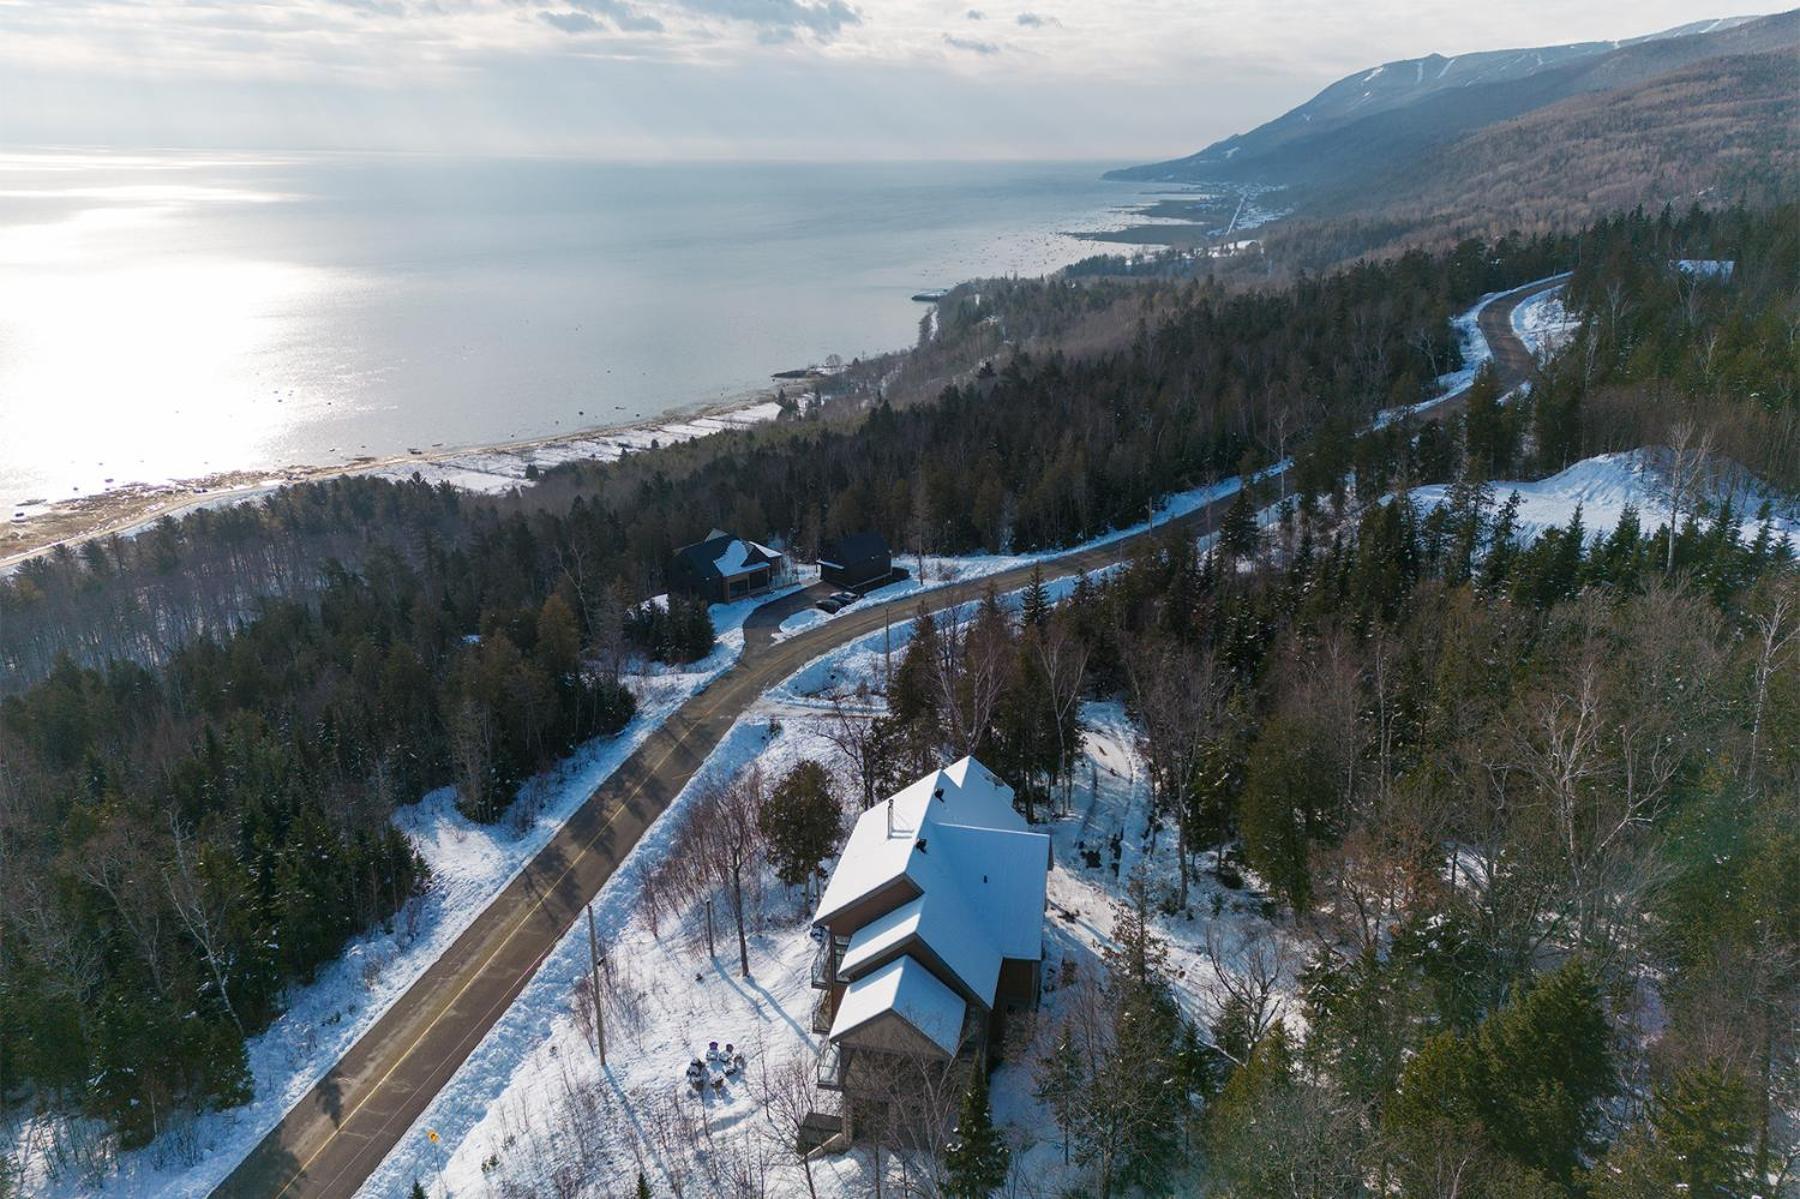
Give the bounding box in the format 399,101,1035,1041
0,152,1154,506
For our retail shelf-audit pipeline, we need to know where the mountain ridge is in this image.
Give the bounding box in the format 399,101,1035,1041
1106,11,1788,186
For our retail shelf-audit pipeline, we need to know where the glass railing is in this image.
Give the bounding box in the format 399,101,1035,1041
816,1043,846,1089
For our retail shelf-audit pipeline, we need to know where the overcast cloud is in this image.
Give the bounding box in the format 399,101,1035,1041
0,1,1761,159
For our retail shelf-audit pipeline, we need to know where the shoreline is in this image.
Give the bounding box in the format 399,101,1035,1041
0,383,799,573
1,179,1169,575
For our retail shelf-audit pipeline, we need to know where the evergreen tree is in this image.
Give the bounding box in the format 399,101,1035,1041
1462,364,1514,477
1020,562,1050,631
1481,489,1524,589
757,759,841,896
1085,870,1189,1196
1239,713,1337,910
1389,960,1613,1185
1218,487,1261,564
1443,474,1494,585
888,603,941,726
1590,1064,1756,1199
943,1069,1010,1198
636,1170,653,1199
1204,1019,1296,1165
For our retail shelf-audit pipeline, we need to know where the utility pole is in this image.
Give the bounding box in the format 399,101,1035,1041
586,902,606,1067
705,897,716,958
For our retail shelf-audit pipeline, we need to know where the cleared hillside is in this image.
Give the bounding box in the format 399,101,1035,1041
1272,49,1798,263
1108,10,1797,191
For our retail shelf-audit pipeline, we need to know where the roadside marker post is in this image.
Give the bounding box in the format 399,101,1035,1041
586,902,607,1067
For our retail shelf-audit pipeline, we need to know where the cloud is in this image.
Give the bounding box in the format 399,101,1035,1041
539,9,602,31
671,0,860,38
555,0,666,32
328,0,409,16
941,32,999,54
1016,11,1058,27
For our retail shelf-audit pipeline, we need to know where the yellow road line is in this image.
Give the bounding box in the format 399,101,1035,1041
270,711,705,1195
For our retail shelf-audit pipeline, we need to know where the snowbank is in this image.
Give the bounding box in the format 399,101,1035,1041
367,402,786,495
1510,284,1580,361
1374,275,1564,430
1411,449,1800,546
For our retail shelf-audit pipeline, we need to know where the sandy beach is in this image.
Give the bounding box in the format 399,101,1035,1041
1,387,793,573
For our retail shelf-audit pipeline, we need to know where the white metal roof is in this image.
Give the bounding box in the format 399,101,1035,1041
812,755,1031,927
837,886,1003,1004
814,756,1049,1016
935,825,1051,961
828,955,967,1057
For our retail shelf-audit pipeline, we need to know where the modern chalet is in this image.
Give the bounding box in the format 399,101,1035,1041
808,757,1049,1146
816,531,893,591
668,529,785,604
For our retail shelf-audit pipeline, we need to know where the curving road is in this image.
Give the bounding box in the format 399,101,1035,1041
212,274,1562,1199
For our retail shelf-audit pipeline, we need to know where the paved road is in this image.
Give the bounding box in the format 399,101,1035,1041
212,275,1560,1199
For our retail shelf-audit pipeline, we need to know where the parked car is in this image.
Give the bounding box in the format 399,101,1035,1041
829,591,859,607
815,597,844,613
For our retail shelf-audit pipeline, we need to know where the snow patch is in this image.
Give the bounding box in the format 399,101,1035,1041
1510,284,1580,361
1411,449,1799,546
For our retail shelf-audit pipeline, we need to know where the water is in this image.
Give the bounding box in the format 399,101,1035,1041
0,151,1154,507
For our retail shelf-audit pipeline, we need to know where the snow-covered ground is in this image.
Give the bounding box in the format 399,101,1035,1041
1374,285,1501,429
364,586,1300,1199
364,401,788,495
1510,283,1580,361
1411,449,1800,545
7,589,794,1199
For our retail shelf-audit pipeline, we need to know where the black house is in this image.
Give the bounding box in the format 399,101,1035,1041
817,531,892,591
670,529,784,604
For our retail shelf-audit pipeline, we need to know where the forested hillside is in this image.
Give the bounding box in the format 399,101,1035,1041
1108,11,1798,272
859,209,1797,1195
1294,49,1799,263
1106,14,1782,186
3,203,1793,1175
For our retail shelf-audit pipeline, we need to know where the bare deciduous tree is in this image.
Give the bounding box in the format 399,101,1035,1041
164,816,246,1035
755,1050,830,1199
1128,639,1223,908
1661,417,1716,574
1032,622,1089,815
1202,921,1295,1067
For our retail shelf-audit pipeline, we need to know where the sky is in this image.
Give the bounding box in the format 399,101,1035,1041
0,1,1764,161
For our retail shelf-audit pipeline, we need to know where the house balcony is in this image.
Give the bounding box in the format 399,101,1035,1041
809,934,850,989
811,989,837,1035
817,1043,847,1090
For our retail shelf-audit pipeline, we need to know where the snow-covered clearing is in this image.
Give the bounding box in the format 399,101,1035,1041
8,590,792,1199
1510,283,1579,361
1411,449,1800,545
365,588,1301,1199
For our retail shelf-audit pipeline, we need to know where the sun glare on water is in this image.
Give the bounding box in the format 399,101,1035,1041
0,154,338,504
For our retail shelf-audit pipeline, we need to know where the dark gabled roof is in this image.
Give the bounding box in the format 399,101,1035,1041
819,531,889,567
673,530,780,581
